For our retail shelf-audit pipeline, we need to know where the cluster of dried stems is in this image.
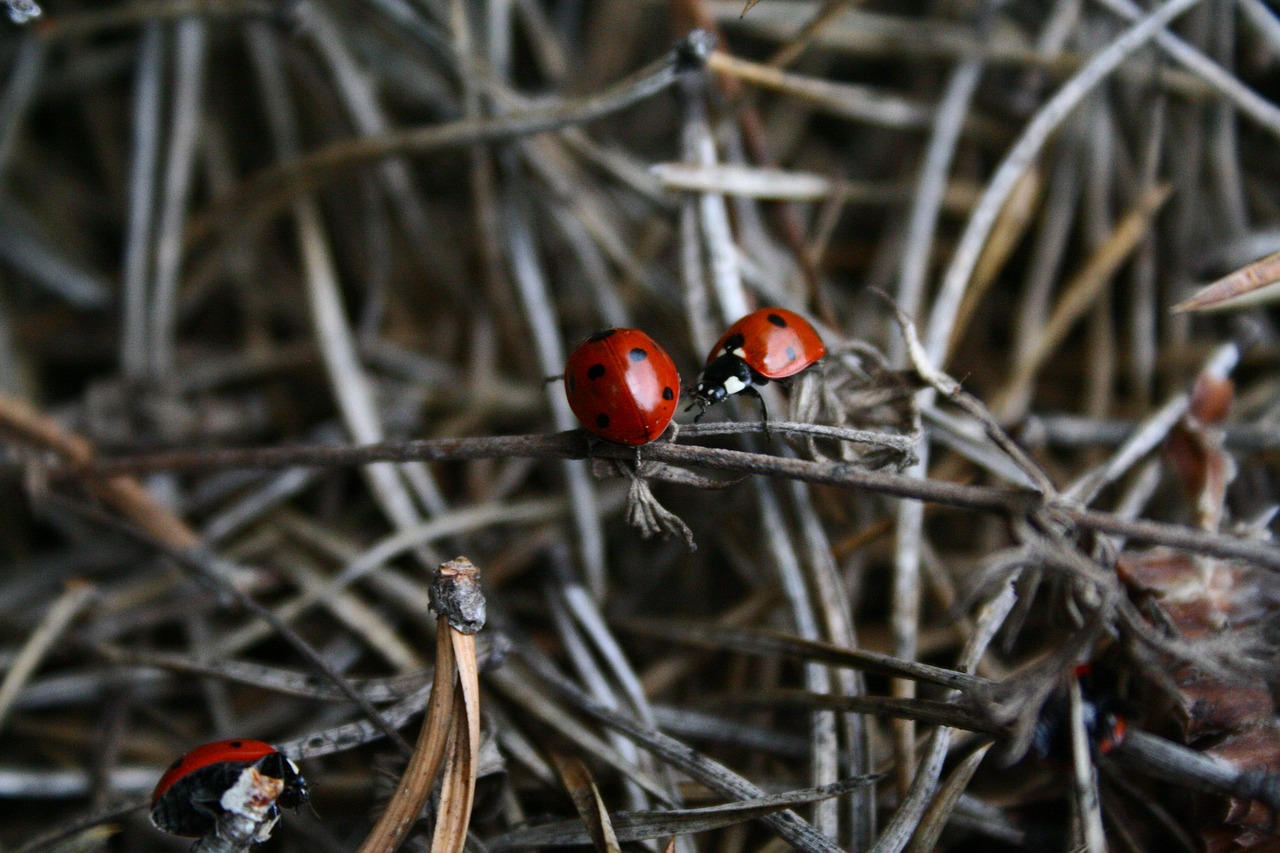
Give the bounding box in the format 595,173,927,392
0,1,1278,852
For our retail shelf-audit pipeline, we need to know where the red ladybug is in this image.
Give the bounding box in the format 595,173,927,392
150,739,308,837
690,307,825,421
563,328,680,446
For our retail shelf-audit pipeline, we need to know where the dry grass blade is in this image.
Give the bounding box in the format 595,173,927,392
1068,677,1106,853
1172,249,1280,312
706,688,1002,735
430,626,483,853
550,753,622,853
0,393,199,547
485,667,678,806
652,161,832,200
948,169,1043,356
518,646,844,853
358,557,485,853
620,617,987,691
993,182,1173,418
490,775,877,850
355,616,456,853
903,743,991,853
189,30,712,255
0,581,95,734
429,686,477,853
704,52,938,129
358,568,468,845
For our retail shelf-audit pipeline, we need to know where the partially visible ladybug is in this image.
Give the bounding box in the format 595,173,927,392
1031,664,1128,764
690,307,825,422
563,328,680,446
150,739,308,838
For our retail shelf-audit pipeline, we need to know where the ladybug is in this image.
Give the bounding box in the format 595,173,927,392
150,739,308,837
1031,664,1128,764
563,328,680,446
690,307,825,422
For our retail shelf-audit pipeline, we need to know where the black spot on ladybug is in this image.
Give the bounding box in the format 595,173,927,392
725,333,745,351
567,376,576,392
596,413,610,429
662,387,674,400
630,347,647,362
587,364,606,380
786,346,796,362
229,741,243,749
767,313,788,328
588,329,617,342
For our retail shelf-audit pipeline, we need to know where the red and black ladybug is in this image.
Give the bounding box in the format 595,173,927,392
563,328,680,446
690,307,825,422
150,739,308,838
1031,664,1128,764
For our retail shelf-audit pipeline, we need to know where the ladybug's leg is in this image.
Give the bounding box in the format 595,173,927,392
740,386,770,441
185,794,224,833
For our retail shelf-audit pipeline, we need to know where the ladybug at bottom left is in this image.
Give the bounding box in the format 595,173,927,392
150,739,308,838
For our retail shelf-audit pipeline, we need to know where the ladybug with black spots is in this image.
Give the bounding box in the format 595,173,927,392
563,328,680,446
690,307,826,422
150,739,308,838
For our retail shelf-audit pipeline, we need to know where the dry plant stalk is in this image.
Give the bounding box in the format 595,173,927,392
357,557,485,853
1173,248,1280,312
0,580,96,734
0,393,199,548
993,181,1174,419
551,752,623,853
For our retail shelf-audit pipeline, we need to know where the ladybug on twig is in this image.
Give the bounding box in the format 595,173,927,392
689,307,826,426
150,739,308,839
563,328,681,446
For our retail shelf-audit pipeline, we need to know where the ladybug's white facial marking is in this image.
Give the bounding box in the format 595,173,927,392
220,766,284,821
722,375,747,396
731,346,747,359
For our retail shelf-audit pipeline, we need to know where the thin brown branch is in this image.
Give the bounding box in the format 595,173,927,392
26,429,1280,571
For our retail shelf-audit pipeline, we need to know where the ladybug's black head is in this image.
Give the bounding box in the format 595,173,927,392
689,354,754,417
256,752,309,810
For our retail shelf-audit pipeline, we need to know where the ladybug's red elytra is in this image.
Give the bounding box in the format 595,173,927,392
690,307,825,421
564,328,680,446
150,739,308,838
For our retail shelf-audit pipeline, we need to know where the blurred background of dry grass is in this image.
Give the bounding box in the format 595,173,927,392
1,0,1279,850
